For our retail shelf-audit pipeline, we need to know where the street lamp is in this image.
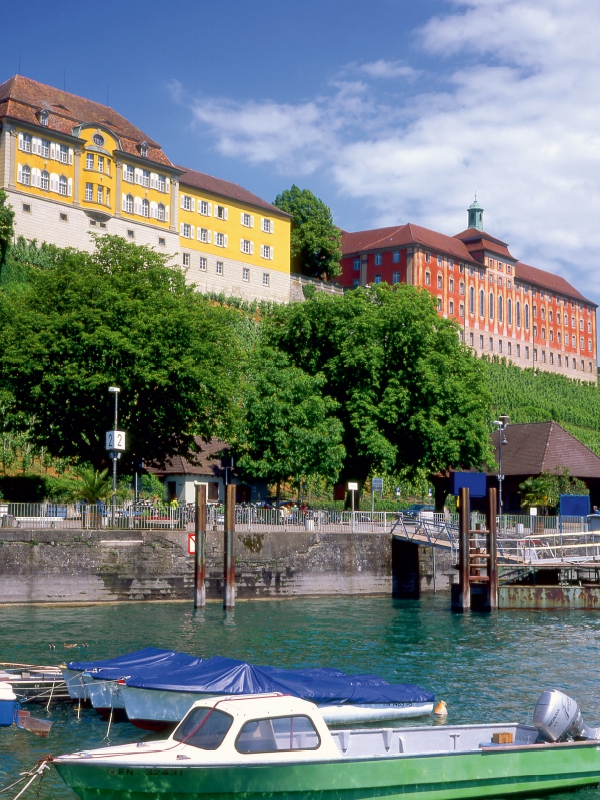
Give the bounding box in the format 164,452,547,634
492,415,510,523
107,386,121,526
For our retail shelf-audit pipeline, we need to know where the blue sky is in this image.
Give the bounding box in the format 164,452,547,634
3,0,600,304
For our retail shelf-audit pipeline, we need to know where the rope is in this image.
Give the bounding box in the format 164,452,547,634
0,757,52,799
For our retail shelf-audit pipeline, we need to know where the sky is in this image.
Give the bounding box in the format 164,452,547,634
2,0,600,304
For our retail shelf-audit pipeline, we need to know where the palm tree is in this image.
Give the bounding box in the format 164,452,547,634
69,465,113,503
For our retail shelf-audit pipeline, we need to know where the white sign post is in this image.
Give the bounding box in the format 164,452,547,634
105,430,126,452
347,482,358,531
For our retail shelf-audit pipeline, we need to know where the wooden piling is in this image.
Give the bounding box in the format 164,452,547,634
454,487,471,611
223,484,236,609
487,487,498,610
193,483,206,609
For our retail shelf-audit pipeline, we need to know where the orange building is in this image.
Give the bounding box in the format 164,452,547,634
339,200,597,382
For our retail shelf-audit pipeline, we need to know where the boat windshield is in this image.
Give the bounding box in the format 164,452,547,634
173,707,233,750
236,715,320,753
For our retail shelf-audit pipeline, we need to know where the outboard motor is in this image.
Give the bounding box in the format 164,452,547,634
533,690,600,742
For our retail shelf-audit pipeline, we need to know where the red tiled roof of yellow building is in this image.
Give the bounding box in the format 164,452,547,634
177,165,289,216
0,74,172,167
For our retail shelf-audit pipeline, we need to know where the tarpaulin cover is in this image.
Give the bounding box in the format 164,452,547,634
124,654,434,705
67,648,204,679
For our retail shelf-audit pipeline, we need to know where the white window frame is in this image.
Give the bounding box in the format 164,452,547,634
215,205,228,220
86,153,94,170
199,200,211,216
58,175,67,196
263,273,270,286
243,267,250,281
216,261,224,275
261,244,273,260
199,257,207,271
261,218,272,233
240,239,253,254
198,228,211,243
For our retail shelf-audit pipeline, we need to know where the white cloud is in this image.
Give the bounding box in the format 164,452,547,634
356,60,419,79
173,0,600,300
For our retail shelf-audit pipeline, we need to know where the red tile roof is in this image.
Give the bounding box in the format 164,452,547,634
145,438,232,477
177,165,289,216
0,74,173,167
454,228,515,259
490,422,600,478
515,261,594,306
342,223,473,261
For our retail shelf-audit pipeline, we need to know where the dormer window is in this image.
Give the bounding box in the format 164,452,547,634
39,109,49,126
140,141,148,158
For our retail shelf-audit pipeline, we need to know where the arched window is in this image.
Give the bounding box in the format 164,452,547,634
489,292,494,320
142,199,149,218
479,289,484,317
525,303,530,329
59,175,67,196
498,295,503,322
507,298,512,325
157,203,165,221
516,301,521,327
469,286,474,315
125,194,133,213
21,165,31,185
41,170,49,191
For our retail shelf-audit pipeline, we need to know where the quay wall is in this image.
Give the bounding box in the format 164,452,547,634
0,528,403,604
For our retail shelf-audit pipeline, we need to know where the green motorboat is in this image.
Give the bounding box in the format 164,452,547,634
54,689,600,800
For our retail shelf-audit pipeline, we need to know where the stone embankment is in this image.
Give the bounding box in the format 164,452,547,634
0,528,406,604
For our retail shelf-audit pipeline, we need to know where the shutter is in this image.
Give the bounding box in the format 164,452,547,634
180,194,185,209
207,202,212,216
240,212,244,224
270,221,274,233
68,148,73,165
18,132,24,150
17,163,22,183
165,206,169,222
250,214,254,228
134,197,142,215
50,142,56,160
50,174,58,192
191,198,195,212
134,168,141,185
165,177,170,193
34,168,40,187
150,173,157,189
180,222,184,235
224,234,228,247
123,163,128,180
67,178,72,196
122,193,127,212
31,137,38,154
240,238,244,251
224,207,228,220
190,225,195,238
250,241,254,254
269,246,273,259
206,230,211,243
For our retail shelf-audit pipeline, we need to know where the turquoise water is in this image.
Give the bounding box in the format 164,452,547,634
2,595,600,799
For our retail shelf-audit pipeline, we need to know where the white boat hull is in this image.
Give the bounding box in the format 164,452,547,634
61,668,88,701
120,685,433,730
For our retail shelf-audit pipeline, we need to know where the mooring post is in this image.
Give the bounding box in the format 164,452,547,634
223,484,236,609
457,486,471,610
194,482,207,609
487,486,498,610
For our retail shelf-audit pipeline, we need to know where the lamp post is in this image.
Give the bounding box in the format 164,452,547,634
492,415,510,524
108,386,121,526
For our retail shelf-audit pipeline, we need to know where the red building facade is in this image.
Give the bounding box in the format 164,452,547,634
339,202,597,382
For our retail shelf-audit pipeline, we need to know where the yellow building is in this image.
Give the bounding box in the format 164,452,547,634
0,75,291,302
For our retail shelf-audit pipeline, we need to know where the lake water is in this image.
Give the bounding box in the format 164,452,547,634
2,595,600,799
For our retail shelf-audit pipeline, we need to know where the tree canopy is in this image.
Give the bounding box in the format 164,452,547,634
0,235,243,469
235,346,345,503
273,185,342,279
0,189,15,278
263,284,494,487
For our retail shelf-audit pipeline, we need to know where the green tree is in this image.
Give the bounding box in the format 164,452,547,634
235,347,345,505
0,235,243,469
0,189,15,279
273,185,342,279
263,284,493,500
69,465,113,503
520,467,589,514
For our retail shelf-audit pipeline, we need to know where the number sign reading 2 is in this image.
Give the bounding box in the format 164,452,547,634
105,430,126,451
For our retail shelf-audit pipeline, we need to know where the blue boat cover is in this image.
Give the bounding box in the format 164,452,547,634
67,648,204,679
124,654,434,705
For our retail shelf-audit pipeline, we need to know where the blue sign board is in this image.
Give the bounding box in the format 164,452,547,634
451,471,487,498
559,494,590,517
